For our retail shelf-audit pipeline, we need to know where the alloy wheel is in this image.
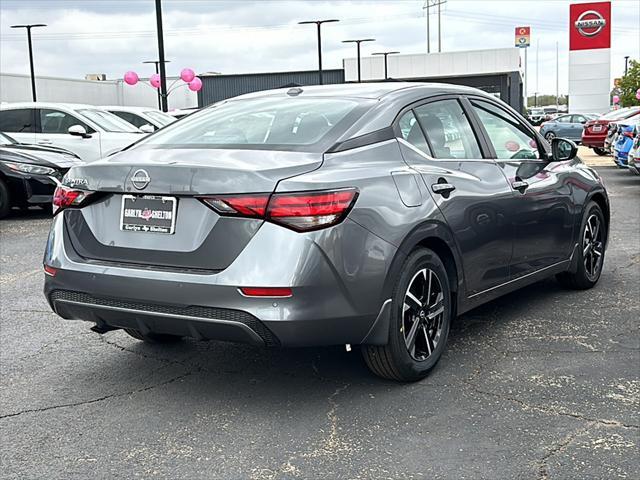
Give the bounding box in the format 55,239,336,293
402,268,445,361
545,132,556,141
582,214,604,281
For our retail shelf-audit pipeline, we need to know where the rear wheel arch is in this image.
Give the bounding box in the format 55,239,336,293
383,221,464,313
584,191,609,247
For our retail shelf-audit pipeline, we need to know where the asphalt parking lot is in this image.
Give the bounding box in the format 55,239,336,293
1,165,638,480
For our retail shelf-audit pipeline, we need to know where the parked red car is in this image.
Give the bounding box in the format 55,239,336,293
582,107,640,155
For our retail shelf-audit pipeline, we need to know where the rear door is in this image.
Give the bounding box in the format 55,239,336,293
466,97,575,279
0,108,37,144
395,96,514,296
571,114,589,141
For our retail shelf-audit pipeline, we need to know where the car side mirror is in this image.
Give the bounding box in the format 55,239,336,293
551,138,577,162
139,124,155,134
68,124,91,138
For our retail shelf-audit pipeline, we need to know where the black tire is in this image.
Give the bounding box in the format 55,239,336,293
544,132,556,142
362,248,452,382
556,201,606,290
593,147,607,156
124,328,182,344
0,179,10,219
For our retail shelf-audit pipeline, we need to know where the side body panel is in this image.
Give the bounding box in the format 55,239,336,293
397,141,513,295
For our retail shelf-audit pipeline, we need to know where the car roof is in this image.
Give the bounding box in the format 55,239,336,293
0,102,102,110
231,82,485,101
102,105,162,113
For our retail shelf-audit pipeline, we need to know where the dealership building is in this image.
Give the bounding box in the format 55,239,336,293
197,47,523,112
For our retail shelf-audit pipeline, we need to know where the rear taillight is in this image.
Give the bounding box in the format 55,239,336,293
200,188,358,232
200,194,269,218
267,189,358,231
52,186,94,215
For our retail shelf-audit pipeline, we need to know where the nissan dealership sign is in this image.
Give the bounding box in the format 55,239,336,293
568,1,612,113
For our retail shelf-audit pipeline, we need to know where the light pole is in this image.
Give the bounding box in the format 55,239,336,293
372,51,400,80
624,56,630,75
342,38,375,83
154,0,168,112
10,23,46,102
143,60,171,109
298,19,339,85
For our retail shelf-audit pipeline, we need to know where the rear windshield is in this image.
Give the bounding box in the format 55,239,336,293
601,107,640,120
144,110,175,126
137,96,367,151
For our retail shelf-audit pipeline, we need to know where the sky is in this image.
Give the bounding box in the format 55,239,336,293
0,0,639,97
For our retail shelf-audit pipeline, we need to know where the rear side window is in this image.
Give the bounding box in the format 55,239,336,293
0,108,36,133
414,99,482,159
138,97,366,151
111,111,147,129
398,110,430,155
471,100,540,160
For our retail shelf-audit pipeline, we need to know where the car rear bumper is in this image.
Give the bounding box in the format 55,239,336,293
43,213,397,347
581,133,606,148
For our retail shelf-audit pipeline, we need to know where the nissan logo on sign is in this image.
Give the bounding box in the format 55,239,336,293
131,169,151,190
575,10,606,37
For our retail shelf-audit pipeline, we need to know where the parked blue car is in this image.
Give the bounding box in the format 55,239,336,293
613,124,637,167
539,113,599,143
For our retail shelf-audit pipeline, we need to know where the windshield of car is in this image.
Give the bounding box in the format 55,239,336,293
76,109,141,133
144,110,176,126
137,96,366,151
0,131,16,145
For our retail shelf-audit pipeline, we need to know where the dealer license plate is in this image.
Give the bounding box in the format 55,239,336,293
120,195,177,234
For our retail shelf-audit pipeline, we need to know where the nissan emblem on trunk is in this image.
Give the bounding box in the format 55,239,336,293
131,169,151,190
575,10,606,37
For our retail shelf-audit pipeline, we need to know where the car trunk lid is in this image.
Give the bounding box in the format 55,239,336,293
61,147,323,272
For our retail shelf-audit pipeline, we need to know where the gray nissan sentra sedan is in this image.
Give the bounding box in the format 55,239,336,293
43,83,609,381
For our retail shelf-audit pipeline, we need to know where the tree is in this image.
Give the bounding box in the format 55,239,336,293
527,94,567,108
619,59,640,107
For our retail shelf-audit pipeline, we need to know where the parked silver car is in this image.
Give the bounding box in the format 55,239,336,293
44,83,609,381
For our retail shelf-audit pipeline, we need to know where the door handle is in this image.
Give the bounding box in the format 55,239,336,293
431,182,456,197
512,180,529,192
38,139,53,145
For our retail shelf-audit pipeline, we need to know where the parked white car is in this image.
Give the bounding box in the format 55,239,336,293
102,105,176,132
0,102,147,162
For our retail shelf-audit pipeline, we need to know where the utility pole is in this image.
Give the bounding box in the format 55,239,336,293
423,0,446,54
143,60,171,110
10,23,46,102
552,41,556,111
298,19,339,85
155,0,168,112
372,51,400,80
342,38,375,83
535,39,539,107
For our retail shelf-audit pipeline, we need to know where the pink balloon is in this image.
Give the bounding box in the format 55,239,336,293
612,95,620,104
188,77,202,92
180,68,195,83
123,71,139,86
636,89,640,100
149,73,161,89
